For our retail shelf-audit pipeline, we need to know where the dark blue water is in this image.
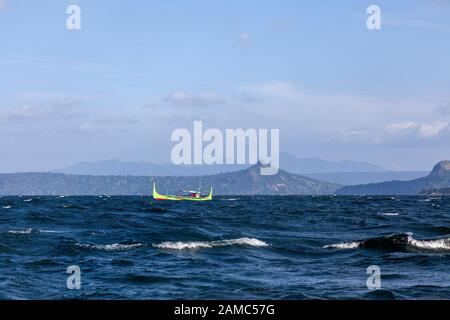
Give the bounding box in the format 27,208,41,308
1,195,450,299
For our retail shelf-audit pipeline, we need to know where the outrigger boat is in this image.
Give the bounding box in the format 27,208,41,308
152,182,213,201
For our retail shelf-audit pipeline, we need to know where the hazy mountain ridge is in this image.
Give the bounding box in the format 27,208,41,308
304,171,428,186
55,153,386,176
337,161,450,195
0,163,339,196
279,153,386,173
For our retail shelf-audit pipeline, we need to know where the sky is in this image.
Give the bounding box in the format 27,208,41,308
1,0,450,172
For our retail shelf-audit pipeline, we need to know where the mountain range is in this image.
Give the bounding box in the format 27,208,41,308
0,162,339,196
2,159,449,196
54,154,429,186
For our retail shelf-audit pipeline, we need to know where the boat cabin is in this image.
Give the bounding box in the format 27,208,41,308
178,190,201,198
189,191,200,198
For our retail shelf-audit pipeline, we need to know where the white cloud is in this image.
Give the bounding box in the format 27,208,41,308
0,105,37,121
338,121,449,145
417,121,448,138
163,91,226,108
70,122,102,135
385,121,448,139
385,121,419,134
335,128,382,144
0,98,84,122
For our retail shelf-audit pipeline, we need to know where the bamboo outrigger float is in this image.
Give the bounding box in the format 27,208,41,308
152,182,213,201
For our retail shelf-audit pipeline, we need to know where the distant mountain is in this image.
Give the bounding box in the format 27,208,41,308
0,163,339,196
196,162,339,195
304,171,428,186
279,153,386,173
55,153,386,176
337,161,450,195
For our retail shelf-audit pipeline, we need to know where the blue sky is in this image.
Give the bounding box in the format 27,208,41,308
1,0,450,171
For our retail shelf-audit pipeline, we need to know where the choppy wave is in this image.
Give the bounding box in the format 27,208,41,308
76,243,145,251
154,237,269,250
5,228,70,235
7,228,33,234
3,195,450,299
2,206,12,209
324,233,450,252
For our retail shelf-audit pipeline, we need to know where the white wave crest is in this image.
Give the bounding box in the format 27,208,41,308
8,228,32,234
154,237,269,250
323,241,360,249
409,237,450,251
39,229,66,234
325,233,450,252
419,197,441,202
378,212,400,216
76,243,144,251
2,206,12,209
